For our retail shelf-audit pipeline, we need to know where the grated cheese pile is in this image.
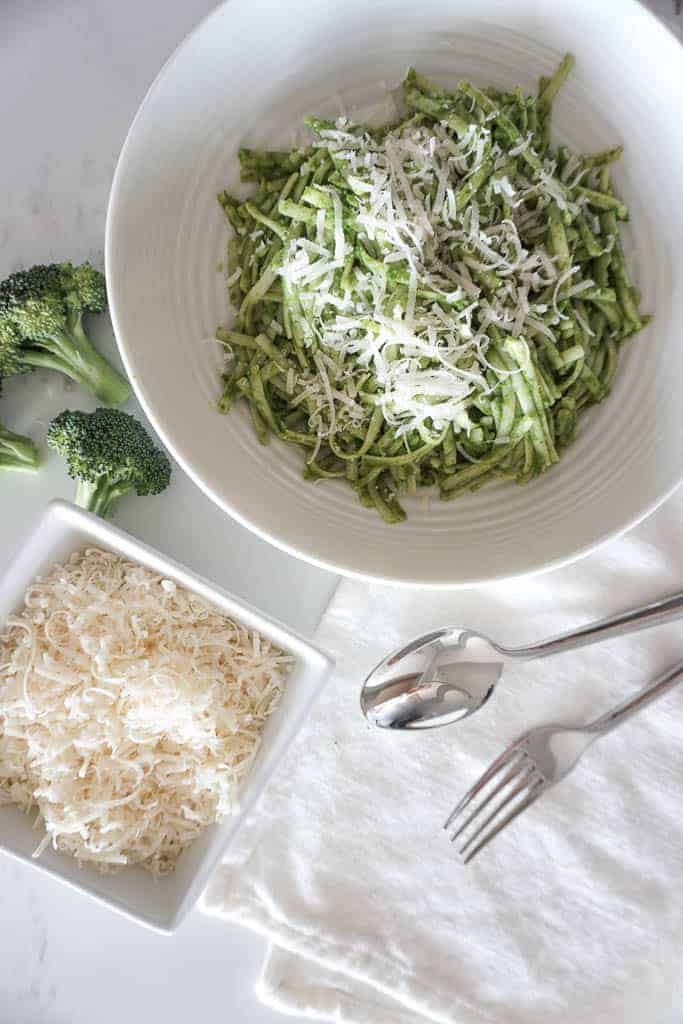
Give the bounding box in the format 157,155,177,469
274,114,596,444
0,547,291,875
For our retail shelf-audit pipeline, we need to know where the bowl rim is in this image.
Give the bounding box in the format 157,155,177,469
0,499,334,932
105,0,683,589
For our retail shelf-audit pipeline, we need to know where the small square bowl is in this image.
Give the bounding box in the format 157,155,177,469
0,499,333,932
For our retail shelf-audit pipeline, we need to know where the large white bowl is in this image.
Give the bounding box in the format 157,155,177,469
106,0,683,587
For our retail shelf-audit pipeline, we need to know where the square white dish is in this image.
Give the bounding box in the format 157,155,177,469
0,499,333,932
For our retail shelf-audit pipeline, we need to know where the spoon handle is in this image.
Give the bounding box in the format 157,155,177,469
510,590,683,661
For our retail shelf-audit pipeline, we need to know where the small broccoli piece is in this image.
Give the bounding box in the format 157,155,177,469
0,262,130,405
0,378,40,472
47,407,172,518
0,422,40,472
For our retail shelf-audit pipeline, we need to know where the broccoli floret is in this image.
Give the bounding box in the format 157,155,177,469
0,262,131,405
47,407,172,518
0,378,40,472
0,421,40,472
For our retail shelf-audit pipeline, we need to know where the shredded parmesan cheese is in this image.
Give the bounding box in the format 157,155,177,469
269,110,584,443
0,548,292,876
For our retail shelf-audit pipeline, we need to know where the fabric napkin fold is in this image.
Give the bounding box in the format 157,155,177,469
204,487,683,1024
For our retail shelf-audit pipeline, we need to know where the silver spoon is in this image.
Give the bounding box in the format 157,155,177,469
360,590,683,730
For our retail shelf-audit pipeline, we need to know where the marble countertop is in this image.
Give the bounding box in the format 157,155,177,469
0,2,334,1021
1,2,679,1022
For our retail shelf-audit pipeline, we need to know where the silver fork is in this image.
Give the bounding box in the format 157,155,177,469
445,660,683,864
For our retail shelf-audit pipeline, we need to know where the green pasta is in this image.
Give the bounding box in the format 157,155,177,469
215,55,648,523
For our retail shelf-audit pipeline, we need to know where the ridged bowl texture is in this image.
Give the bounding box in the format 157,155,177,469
106,0,683,586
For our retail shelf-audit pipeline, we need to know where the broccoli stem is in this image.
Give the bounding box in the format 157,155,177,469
21,317,131,405
68,317,131,405
74,477,134,517
0,424,41,472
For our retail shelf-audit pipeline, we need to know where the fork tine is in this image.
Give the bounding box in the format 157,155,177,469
448,753,529,842
459,769,539,855
443,741,524,830
462,779,545,865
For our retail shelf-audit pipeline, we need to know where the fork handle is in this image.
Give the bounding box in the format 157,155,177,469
510,590,683,661
587,661,683,735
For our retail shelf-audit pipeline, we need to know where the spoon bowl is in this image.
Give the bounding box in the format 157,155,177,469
361,630,505,729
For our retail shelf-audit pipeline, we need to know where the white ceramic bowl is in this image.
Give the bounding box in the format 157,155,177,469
106,0,683,587
0,500,332,932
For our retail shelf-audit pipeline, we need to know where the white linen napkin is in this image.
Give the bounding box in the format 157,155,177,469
204,487,683,1024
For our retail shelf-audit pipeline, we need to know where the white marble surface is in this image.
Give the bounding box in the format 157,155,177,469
0,2,680,1022
0,2,335,1021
